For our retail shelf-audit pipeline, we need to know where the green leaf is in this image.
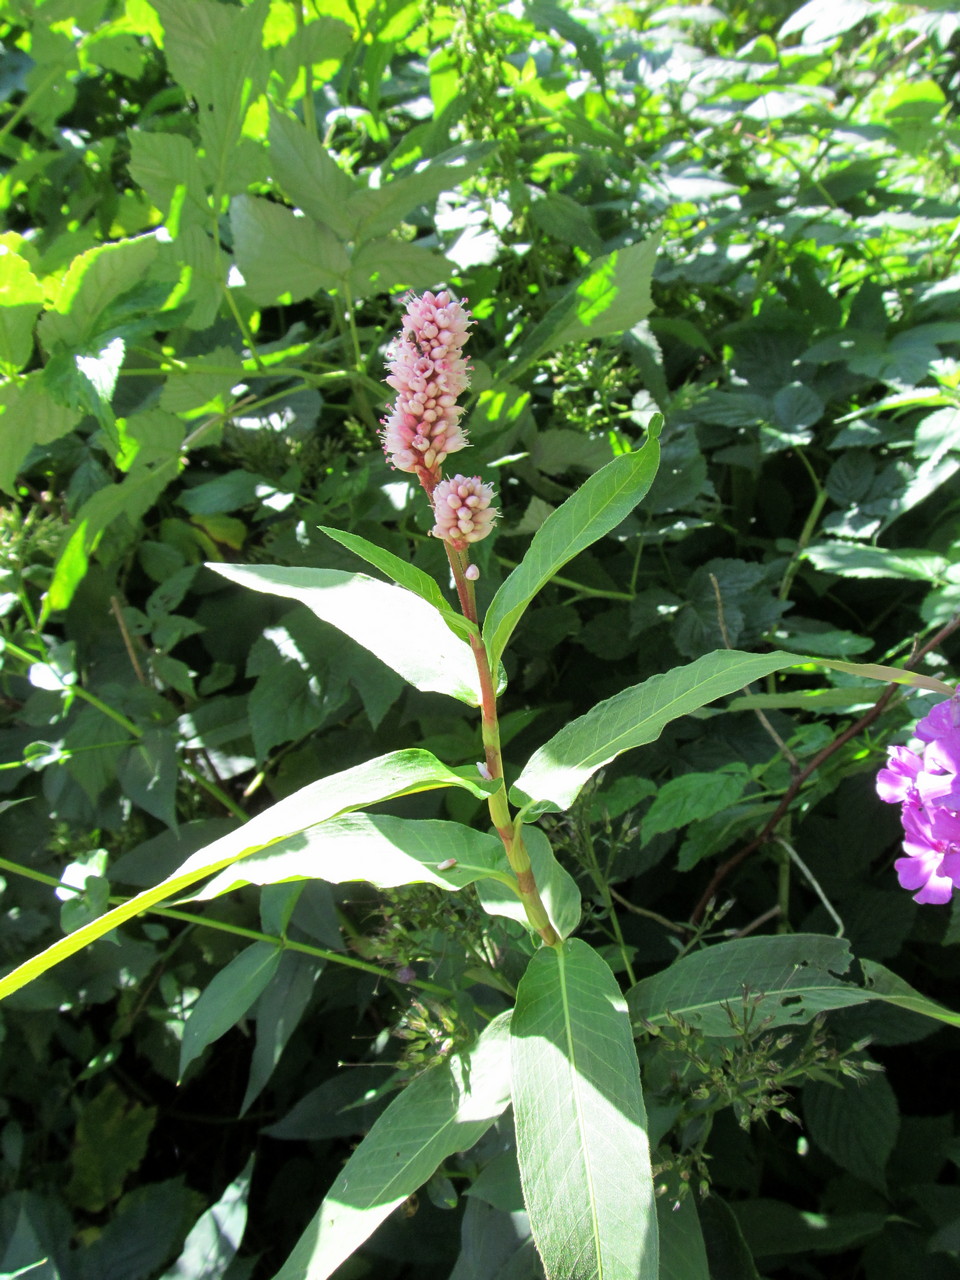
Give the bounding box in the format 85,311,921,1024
179,941,282,1080
511,939,657,1280
483,440,661,675
66,1083,157,1214
271,1012,512,1280
229,196,349,305
241,952,322,1115
37,234,165,353
806,656,953,695
45,454,184,616
210,563,484,705
803,1071,899,1190
117,729,180,829
476,825,581,940
627,935,868,1036
859,959,960,1028
512,649,802,817
642,767,750,842
0,372,82,495
731,1199,885,1259
0,247,44,375
193,813,511,900
269,110,358,240
804,542,947,581
319,525,474,638
697,1195,762,1280
503,235,661,380
658,1192,710,1280
161,1157,252,1280
0,749,490,1002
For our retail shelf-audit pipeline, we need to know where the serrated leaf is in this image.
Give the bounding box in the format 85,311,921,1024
210,563,483,705
511,939,657,1280
117,729,179,829
272,1012,512,1280
0,372,82,495
230,197,348,305
0,247,44,375
194,812,510,900
179,941,282,1079
66,1084,157,1214
803,1072,899,1190
642,768,750,841
484,442,661,676
0,749,492,1002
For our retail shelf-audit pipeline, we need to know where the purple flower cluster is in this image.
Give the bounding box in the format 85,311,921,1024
876,697,960,903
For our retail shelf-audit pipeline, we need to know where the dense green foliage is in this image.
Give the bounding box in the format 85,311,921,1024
1,0,960,1276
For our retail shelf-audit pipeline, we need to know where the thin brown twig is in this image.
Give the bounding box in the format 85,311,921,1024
110,595,147,685
689,612,960,925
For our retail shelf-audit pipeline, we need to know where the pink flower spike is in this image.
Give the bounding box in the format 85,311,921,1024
430,475,498,549
380,291,474,485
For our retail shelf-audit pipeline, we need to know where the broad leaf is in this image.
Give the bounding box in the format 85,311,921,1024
210,564,483,705
512,649,802,817
179,941,282,1079
271,1012,513,1280
161,1157,252,1280
193,813,514,900
0,750,491,1001
658,1192,710,1280
483,439,661,675
626,934,960,1036
511,939,657,1280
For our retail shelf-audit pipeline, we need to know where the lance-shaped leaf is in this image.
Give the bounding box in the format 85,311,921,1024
627,934,960,1036
483,438,661,675
512,649,802,816
511,939,658,1280
272,1012,513,1280
0,750,491,1002
194,813,514,900
319,526,475,640
210,564,483,705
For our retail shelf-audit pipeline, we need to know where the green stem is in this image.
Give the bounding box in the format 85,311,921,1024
0,857,453,996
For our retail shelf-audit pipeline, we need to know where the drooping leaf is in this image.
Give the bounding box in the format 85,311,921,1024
271,1012,513,1280
511,939,657,1280
210,564,483,704
0,750,493,1001
658,1192,710,1280
193,813,513,901
179,941,283,1080
483,439,661,675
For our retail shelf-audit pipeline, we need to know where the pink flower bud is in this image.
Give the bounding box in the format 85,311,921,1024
430,475,498,549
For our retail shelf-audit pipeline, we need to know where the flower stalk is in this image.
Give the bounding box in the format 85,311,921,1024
382,290,558,946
